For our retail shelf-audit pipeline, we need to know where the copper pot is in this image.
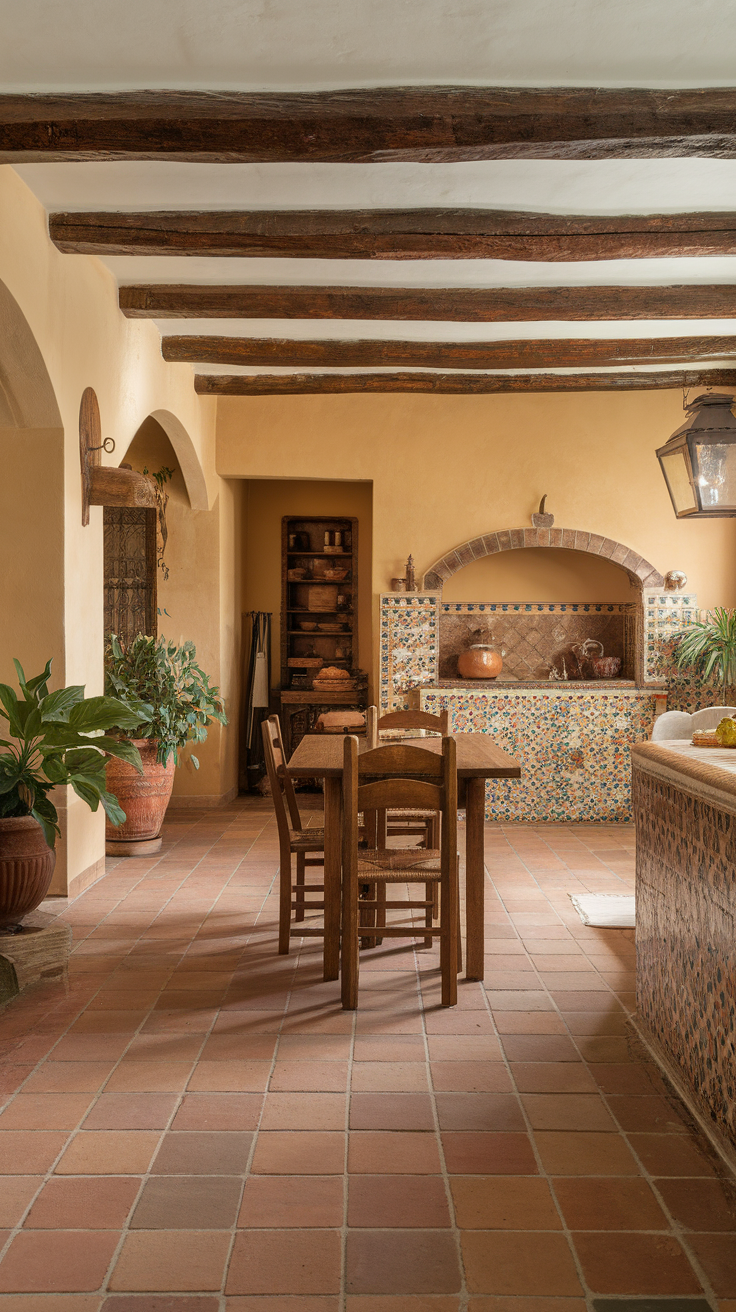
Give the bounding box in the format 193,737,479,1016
457,645,504,680
0,816,56,929
105,739,175,842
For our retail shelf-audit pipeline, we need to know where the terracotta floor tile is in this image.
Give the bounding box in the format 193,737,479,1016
656,1178,736,1231
493,1015,566,1036
110,1231,231,1292
226,1231,341,1295
124,1034,204,1061
451,1176,561,1229
607,1094,689,1133
0,1231,120,1292
0,1177,42,1227
21,1062,116,1094
628,1133,718,1177
434,1094,523,1132
351,1063,429,1093
171,1094,264,1131
353,1038,425,1063
49,1037,132,1063
461,1232,582,1295
105,1063,193,1093
200,1035,277,1061
152,1130,253,1174
424,1012,496,1034
553,1177,668,1230
429,1062,511,1093
260,1093,346,1131
0,1132,68,1174
186,1061,271,1092
688,1234,736,1297
269,1063,349,1092
55,1131,162,1175
510,1064,597,1093
441,1133,537,1175
238,1176,344,1228
349,1095,434,1131
0,1094,94,1130
533,1131,639,1176
571,1233,702,1294
83,1094,178,1130
590,1062,665,1095
130,1175,243,1229
348,1131,441,1175
426,1038,502,1062
521,1094,617,1132
346,1300,458,1312
0,1296,104,1312
348,1175,451,1228
251,1131,345,1174
24,1176,140,1230
346,1232,460,1295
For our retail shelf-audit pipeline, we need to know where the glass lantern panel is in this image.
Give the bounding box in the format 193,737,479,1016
692,441,736,511
660,450,697,514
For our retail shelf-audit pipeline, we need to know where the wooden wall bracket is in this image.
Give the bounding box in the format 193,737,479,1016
80,386,156,525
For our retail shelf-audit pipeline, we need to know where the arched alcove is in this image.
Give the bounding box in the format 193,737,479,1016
0,280,62,431
424,527,664,592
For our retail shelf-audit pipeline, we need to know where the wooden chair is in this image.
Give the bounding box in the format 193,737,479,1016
365,706,449,848
262,715,326,955
341,734,459,1009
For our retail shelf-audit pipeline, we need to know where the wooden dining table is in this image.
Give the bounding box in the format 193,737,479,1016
287,732,521,982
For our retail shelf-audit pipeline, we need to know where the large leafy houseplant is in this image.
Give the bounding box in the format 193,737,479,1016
105,635,226,767
0,658,149,847
676,607,736,705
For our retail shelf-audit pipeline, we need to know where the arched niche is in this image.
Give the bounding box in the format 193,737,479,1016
424,526,664,593
0,280,62,430
116,408,209,511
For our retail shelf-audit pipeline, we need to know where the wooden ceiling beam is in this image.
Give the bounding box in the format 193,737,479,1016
50,207,736,260
162,335,736,369
124,283,736,320
5,87,736,162
194,369,736,395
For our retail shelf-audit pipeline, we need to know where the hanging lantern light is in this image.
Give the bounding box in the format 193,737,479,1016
657,392,736,518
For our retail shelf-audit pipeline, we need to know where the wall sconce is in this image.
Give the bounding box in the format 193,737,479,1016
80,387,156,525
656,392,736,518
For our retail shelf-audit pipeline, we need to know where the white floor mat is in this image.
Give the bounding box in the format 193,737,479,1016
570,893,635,928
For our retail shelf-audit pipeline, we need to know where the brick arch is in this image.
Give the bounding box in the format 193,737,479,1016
423,527,664,591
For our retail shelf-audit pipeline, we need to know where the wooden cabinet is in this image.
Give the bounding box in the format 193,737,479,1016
279,515,366,755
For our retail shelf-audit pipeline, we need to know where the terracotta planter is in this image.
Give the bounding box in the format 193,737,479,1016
105,739,175,845
0,816,56,930
457,645,504,680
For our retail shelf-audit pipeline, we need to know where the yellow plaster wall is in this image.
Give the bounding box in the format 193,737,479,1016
0,167,222,886
241,479,374,694
217,391,736,686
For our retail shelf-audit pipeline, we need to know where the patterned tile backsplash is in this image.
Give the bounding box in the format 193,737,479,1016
439,602,632,681
379,589,728,822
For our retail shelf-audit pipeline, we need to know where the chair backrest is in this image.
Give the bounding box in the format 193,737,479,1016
650,710,693,741
342,735,457,876
262,715,302,839
691,705,736,731
365,705,449,749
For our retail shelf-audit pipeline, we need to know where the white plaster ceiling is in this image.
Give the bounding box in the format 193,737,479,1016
10,1,736,384
3,0,736,91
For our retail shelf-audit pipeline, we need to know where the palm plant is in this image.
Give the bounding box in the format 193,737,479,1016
675,607,736,704
0,659,150,846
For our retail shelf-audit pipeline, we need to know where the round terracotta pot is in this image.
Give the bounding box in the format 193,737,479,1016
592,656,622,679
0,816,56,929
457,645,504,680
105,739,176,843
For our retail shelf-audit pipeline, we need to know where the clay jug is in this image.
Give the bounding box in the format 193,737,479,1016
457,645,503,680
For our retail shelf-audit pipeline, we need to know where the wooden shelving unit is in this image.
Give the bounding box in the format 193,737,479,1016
279,514,365,755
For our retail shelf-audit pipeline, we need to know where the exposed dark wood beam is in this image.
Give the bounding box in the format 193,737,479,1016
123,283,736,321
162,335,736,370
195,369,736,396
50,207,736,261
6,87,736,162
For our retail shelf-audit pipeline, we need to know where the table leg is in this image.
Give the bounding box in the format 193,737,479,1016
465,777,486,981
323,777,342,982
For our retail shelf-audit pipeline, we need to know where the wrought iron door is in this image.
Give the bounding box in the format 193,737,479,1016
103,507,157,643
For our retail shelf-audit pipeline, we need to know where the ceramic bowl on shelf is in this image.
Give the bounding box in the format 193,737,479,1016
318,622,344,632
323,568,348,581
287,568,307,581
299,621,317,631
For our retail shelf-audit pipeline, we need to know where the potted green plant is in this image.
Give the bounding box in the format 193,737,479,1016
676,606,736,705
104,635,227,854
0,658,148,928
